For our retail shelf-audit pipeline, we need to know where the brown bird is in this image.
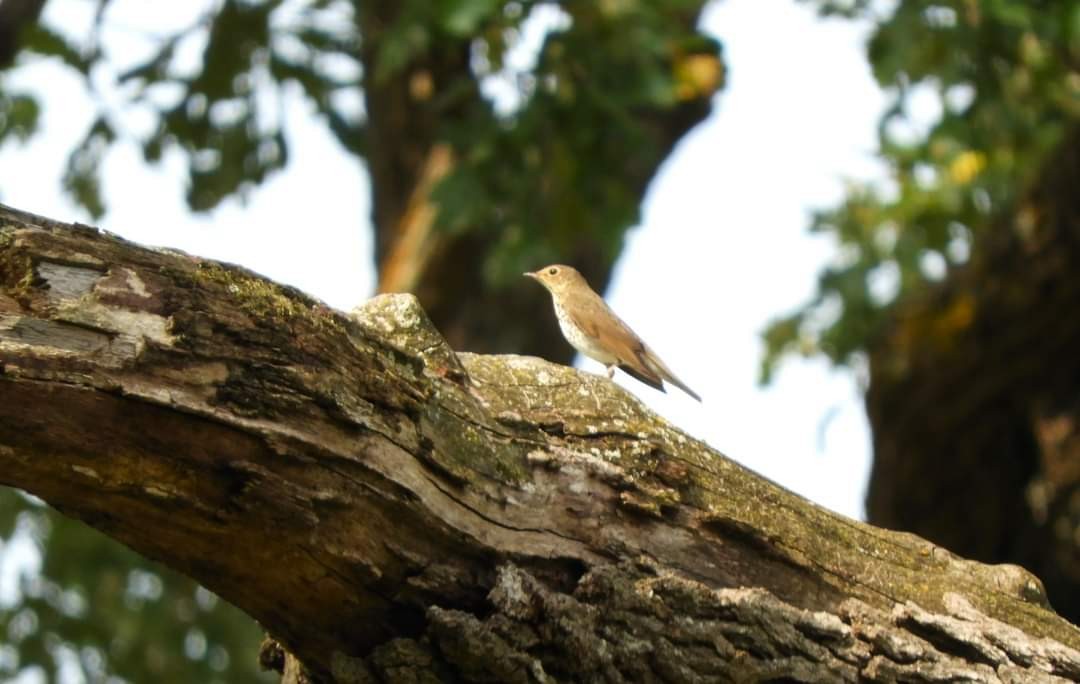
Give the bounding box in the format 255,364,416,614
525,264,702,401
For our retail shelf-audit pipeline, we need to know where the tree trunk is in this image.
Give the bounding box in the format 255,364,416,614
866,127,1080,625
2,202,1078,683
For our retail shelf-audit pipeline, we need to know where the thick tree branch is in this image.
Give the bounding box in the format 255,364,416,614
1,203,1078,682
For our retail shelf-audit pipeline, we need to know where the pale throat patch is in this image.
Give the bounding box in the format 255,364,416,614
553,301,618,365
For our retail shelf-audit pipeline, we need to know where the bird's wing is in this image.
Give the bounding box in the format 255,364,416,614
565,293,667,389
638,345,702,402
617,363,667,393
567,292,702,401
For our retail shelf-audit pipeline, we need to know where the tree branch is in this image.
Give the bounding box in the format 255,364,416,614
1,203,1078,682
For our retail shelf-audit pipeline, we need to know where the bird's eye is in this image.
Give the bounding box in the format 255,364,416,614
548,268,558,275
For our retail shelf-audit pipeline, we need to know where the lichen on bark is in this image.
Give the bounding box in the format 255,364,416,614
1,202,1079,682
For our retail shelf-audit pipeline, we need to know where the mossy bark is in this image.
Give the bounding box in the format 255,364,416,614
1,203,1079,683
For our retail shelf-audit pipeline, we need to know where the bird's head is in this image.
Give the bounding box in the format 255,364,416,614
524,264,587,296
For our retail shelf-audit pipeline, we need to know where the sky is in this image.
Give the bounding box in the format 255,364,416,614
0,0,887,532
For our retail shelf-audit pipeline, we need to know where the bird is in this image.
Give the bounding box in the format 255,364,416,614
525,264,702,401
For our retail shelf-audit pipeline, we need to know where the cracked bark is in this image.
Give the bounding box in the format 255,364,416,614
1,202,1079,683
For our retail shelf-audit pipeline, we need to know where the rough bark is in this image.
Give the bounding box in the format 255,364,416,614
1,201,1079,683
866,127,1080,624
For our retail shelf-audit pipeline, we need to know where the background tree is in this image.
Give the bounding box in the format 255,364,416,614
0,0,721,680
765,0,1080,623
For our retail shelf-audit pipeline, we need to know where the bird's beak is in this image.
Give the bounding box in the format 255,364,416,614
523,271,537,280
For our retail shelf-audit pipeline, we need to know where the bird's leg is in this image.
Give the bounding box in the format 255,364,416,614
606,364,616,379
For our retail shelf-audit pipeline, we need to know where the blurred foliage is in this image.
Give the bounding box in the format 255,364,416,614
762,0,1080,382
0,490,272,683
0,0,721,680
424,1,721,281
1,0,720,284
0,92,39,144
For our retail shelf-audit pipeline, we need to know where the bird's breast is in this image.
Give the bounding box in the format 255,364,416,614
554,302,618,365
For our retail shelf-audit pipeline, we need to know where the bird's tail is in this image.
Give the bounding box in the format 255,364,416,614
640,347,702,402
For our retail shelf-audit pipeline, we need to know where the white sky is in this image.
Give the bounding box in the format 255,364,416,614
0,0,886,543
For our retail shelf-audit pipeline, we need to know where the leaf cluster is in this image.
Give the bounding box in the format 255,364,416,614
3,0,360,215
0,0,721,288
419,0,722,281
762,0,1080,382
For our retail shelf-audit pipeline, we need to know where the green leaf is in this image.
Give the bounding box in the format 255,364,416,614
439,0,501,36
373,22,429,82
0,93,41,143
62,118,115,218
21,24,89,72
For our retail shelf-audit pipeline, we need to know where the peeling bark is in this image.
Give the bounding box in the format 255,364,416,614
1,202,1079,683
